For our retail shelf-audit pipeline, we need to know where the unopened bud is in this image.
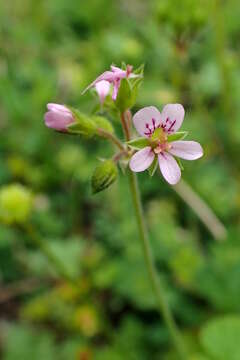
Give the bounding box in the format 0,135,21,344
44,103,75,132
91,160,118,194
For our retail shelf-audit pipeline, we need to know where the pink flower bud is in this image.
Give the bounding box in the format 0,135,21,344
44,103,74,132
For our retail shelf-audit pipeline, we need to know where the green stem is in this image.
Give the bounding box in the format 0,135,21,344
127,171,188,359
24,224,76,284
120,112,131,141
97,128,126,151
120,109,187,358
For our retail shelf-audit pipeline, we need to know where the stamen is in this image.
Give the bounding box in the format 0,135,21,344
168,119,176,132
144,119,158,137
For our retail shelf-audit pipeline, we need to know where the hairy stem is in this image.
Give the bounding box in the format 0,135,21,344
97,128,126,151
121,111,188,359
127,171,188,359
120,112,131,141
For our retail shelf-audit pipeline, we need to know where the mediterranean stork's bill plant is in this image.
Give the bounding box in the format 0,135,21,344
44,63,203,360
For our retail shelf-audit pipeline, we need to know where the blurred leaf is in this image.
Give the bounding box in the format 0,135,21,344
200,316,240,360
2,323,56,360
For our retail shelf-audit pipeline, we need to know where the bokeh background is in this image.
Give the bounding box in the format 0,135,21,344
1,0,240,359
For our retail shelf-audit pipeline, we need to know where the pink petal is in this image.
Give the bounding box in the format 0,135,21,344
112,78,121,100
111,65,122,73
133,106,162,137
81,71,116,95
44,111,73,132
161,104,185,134
47,103,71,114
110,65,128,78
168,141,203,160
95,80,110,104
158,152,181,185
129,147,155,172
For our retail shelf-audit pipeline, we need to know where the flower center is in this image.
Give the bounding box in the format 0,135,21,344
153,142,171,154
149,127,170,154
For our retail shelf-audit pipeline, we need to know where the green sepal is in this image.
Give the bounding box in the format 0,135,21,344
68,108,97,138
91,160,118,194
127,137,149,149
168,131,188,142
130,76,143,108
176,157,184,171
129,65,144,107
148,156,158,177
92,116,114,134
115,78,132,112
134,64,145,76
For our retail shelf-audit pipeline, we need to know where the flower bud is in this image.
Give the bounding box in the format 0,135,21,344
91,160,118,194
44,103,75,132
0,184,33,225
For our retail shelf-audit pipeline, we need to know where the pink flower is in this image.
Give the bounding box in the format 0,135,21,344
82,65,137,101
129,104,203,185
44,103,74,132
95,80,110,104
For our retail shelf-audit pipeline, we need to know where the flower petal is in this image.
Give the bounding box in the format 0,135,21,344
112,78,121,100
129,147,155,172
47,103,71,114
111,65,121,72
44,111,73,132
133,106,162,137
168,141,203,160
81,71,116,95
95,80,110,104
161,104,185,134
158,152,181,185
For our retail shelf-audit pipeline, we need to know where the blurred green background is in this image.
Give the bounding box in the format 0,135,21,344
1,0,240,359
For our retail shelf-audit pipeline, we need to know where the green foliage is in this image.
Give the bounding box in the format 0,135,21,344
200,316,240,360
0,184,33,225
2,323,57,360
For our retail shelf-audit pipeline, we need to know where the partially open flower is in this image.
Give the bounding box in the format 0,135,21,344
95,80,110,104
82,64,137,101
129,104,203,185
44,103,75,132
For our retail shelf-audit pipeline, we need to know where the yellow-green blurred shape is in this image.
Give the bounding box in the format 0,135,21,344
0,183,33,225
73,305,99,337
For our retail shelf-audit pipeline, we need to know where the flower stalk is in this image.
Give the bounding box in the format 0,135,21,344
97,127,126,151
122,111,188,360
